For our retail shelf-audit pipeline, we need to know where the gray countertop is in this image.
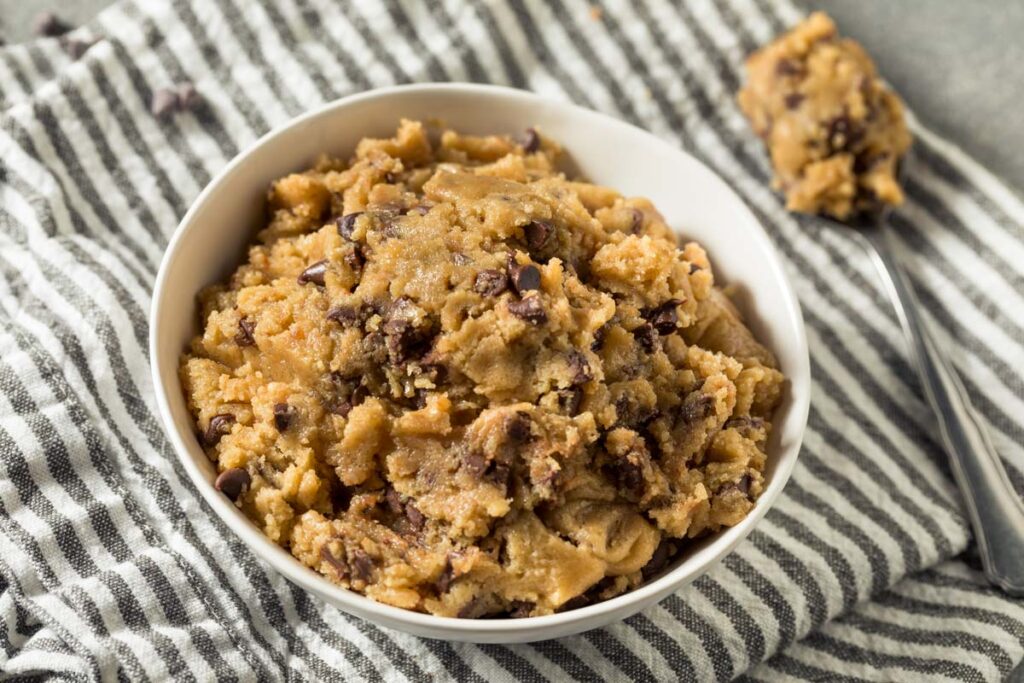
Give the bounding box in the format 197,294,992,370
2,1,1023,193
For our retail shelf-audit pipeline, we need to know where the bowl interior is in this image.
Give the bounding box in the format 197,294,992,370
151,84,809,643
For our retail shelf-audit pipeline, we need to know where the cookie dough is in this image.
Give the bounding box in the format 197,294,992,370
738,12,911,220
181,120,784,618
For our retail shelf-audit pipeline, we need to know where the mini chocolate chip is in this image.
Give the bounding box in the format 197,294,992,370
826,115,864,152
680,394,714,423
632,323,657,353
558,387,583,415
297,259,328,286
457,597,486,619
489,461,511,490
337,212,362,240
775,58,803,76
506,412,533,442
567,350,593,386
783,92,805,110
202,413,235,447
320,545,349,579
273,403,294,431
642,540,673,580
474,269,508,297
591,324,608,351
606,457,644,498
451,252,472,266
688,262,702,274
351,550,374,583
234,317,256,346
645,300,680,335
150,88,178,119
734,474,752,495
62,37,94,59
523,221,552,251
405,503,425,531
176,82,202,110
33,11,71,37
214,467,250,501
333,401,353,418
507,295,547,325
384,171,398,184
344,246,365,271
409,204,431,216
625,208,643,235
509,263,541,295
509,601,535,618
326,305,361,327
560,594,591,612
436,560,455,594
521,127,541,153
463,452,488,479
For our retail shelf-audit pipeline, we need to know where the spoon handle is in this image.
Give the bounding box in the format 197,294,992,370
863,224,1024,595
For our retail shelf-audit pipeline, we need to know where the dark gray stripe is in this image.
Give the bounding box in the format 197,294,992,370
623,612,699,683
583,627,658,683
757,652,870,683
478,643,549,683
0,51,35,99
465,0,529,88
337,0,413,83
246,0,338,103
692,574,767,667
423,0,491,83
381,0,449,82
662,594,734,681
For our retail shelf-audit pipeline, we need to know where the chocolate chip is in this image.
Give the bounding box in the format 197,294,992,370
688,262,702,274
457,597,486,619
176,82,202,111
523,221,552,252
508,601,534,618
826,115,865,152
62,37,94,59
297,259,328,286
381,485,403,516
680,394,714,423
33,11,70,37
509,263,541,295
344,246,365,272
351,550,374,583
214,467,250,501
642,540,673,580
489,461,511,490
506,412,533,443
463,452,488,479
337,212,362,240
150,88,178,119
273,403,294,431
382,297,433,364
558,387,583,415
451,252,472,266
775,58,803,77
783,92,805,110
233,317,255,347
327,305,361,327
507,295,547,325
473,269,508,297
202,413,235,447
410,204,431,216
591,324,608,351
630,208,644,234
734,474,752,495
320,545,349,579
405,503,425,531
521,127,541,153
333,401,353,418
632,323,657,353
645,300,680,335
606,456,644,498
560,594,591,612
436,560,455,594
567,350,593,386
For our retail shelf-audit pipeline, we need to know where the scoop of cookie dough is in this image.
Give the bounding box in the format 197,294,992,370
181,120,784,618
738,12,911,220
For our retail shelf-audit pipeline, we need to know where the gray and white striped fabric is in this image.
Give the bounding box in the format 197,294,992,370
0,0,1021,680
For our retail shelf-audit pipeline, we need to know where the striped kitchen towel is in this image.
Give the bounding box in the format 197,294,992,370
1,0,1022,680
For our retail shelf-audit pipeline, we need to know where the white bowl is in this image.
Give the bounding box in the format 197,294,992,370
150,83,809,643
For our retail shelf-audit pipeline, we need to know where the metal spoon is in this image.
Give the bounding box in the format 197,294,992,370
808,157,1024,595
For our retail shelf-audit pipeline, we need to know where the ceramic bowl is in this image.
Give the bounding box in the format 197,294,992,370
150,83,809,643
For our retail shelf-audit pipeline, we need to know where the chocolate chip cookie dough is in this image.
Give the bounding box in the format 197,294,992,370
181,120,784,618
738,12,911,220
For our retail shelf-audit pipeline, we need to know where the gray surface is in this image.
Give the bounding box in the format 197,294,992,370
2,1,1024,192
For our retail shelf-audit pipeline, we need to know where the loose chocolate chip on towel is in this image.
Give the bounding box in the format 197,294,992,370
297,260,328,286
214,467,250,501
33,11,71,37
176,82,202,111
150,88,179,119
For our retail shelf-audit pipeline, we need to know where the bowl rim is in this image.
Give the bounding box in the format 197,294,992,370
150,82,810,636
